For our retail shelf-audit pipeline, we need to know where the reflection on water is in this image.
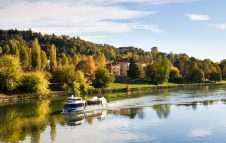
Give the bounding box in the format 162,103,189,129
63,110,107,126
1,86,226,142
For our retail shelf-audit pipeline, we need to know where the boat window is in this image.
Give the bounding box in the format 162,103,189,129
64,103,84,108
87,100,101,105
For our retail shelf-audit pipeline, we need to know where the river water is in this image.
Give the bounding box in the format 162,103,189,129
1,86,226,143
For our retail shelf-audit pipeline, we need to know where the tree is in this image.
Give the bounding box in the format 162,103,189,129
127,58,140,79
40,50,48,70
0,55,21,91
76,56,96,80
146,56,171,84
209,72,222,82
31,38,41,70
59,53,69,66
9,39,20,58
151,47,159,61
94,52,106,67
190,68,204,83
52,65,77,84
93,68,114,88
19,44,30,70
169,66,184,83
50,44,57,71
19,72,50,95
71,54,80,66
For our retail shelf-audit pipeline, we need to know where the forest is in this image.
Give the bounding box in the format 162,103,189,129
0,29,225,96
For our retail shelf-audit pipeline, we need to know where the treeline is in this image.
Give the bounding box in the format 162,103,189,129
0,29,226,95
0,29,115,95
127,47,225,84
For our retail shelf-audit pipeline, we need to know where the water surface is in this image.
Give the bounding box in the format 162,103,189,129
1,86,226,143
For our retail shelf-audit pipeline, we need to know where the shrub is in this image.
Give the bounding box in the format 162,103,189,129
20,72,50,95
0,55,21,91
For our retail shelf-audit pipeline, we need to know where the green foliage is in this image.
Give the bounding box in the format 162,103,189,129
50,44,57,71
20,72,50,95
40,50,48,70
19,44,30,70
127,58,140,79
31,38,41,70
209,72,222,82
52,65,89,95
93,68,114,88
0,55,21,91
190,68,205,83
59,53,69,66
70,82,81,96
169,66,183,83
146,56,171,84
0,46,2,55
52,65,76,83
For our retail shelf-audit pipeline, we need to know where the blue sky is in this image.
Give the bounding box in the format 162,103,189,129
0,0,226,61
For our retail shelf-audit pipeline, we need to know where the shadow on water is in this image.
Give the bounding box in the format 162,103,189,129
0,85,226,142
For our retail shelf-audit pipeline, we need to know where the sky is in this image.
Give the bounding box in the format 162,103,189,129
0,0,226,61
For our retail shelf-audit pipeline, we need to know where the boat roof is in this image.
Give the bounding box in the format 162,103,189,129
67,96,82,100
65,100,86,104
88,96,106,101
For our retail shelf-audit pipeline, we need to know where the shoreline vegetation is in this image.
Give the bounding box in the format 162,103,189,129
1,81,226,104
1,29,226,104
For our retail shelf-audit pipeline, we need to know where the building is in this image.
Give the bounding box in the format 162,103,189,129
106,62,121,76
120,61,129,77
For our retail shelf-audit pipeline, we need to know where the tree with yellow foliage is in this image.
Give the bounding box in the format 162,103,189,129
94,52,106,67
76,56,96,80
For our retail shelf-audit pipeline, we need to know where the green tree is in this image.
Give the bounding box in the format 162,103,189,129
127,58,140,79
50,44,57,71
146,56,171,84
71,54,80,66
19,44,30,70
0,47,3,55
209,72,222,82
59,53,69,66
169,66,184,83
40,50,48,70
190,68,204,83
0,55,21,91
52,65,76,84
31,38,41,70
9,39,20,58
20,72,50,95
151,47,159,61
93,68,114,88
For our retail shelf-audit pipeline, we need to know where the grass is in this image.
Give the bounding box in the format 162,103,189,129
106,82,178,90
106,81,226,90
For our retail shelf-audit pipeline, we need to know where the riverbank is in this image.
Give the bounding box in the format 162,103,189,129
1,81,226,104
89,81,226,94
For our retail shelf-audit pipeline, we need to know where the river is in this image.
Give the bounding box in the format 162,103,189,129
1,86,226,143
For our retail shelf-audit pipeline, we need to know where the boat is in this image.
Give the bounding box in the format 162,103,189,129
62,95,107,113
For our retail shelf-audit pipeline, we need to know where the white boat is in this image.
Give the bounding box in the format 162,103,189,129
62,95,107,113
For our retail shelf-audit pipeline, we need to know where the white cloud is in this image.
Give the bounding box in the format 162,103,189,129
208,23,226,30
0,0,162,34
186,14,210,21
188,128,212,137
0,0,199,35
